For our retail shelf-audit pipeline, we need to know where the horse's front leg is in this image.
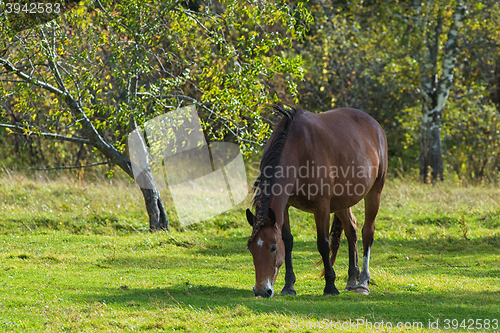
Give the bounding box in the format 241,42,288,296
281,206,296,295
314,202,339,295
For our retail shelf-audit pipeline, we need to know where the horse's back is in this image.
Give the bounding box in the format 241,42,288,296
307,108,385,146
282,107,387,212
290,108,386,166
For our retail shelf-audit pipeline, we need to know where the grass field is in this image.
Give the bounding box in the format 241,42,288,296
0,170,499,332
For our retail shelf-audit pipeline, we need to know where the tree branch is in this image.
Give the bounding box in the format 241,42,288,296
0,56,134,177
0,123,92,144
28,162,109,171
163,94,259,145
0,57,65,95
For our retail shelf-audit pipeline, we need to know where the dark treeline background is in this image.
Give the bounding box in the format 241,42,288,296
1,0,499,183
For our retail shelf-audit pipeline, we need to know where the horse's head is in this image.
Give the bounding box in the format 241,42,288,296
246,208,285,298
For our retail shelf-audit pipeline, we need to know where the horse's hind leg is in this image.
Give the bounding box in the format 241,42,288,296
355,179,384,295
334,209,360,291
281,206,296,296
329,214,343,268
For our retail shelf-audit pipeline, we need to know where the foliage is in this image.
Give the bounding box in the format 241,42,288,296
0,0,311,170
296,1,422,170
444,98,500,181
1,0,500,182
296,0,500,181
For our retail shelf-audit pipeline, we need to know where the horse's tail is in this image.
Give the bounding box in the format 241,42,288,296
316,214,343,277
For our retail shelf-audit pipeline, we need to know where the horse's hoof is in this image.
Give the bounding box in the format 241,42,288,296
323,287,340,296
281,289,296,296
345,285,357,291
353,286,370,295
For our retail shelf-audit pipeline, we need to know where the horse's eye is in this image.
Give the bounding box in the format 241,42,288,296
270,245,277,253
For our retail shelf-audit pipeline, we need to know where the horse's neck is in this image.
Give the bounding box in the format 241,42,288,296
269,192,290,228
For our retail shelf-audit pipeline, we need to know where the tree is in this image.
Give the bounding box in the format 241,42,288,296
295,0,425,169
416,2,465,183
0,0,310,230
441,2,500,182
296,1,488,183
385,1,498,182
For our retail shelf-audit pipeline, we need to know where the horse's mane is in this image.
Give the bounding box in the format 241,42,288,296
248,103,299,246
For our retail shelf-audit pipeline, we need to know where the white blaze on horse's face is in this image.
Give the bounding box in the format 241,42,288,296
249,227,285,298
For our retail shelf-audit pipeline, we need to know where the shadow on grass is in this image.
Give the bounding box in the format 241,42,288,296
193,235,500,280
192,236,250,256
376,235,500,278
70,231,500,323
95,234,500,281
78,284,500,323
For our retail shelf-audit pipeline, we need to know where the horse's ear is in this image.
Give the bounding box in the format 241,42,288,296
246,209,255,226
268,208,276,227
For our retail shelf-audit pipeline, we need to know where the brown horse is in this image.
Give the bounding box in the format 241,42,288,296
247,104,387,297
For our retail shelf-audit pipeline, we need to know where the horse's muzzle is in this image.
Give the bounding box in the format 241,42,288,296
253,280,274,298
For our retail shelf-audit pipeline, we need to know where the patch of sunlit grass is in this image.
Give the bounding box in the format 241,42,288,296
0,170,499,332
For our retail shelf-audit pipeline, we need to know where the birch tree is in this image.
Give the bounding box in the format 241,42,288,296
0,0,310,230
418,2,465,182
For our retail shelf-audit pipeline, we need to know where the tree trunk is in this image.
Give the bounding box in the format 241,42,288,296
131,156,170,231
140,188,170,231
77,105,170,231
420,104,444,183
0,57,170,232
129,117,170,231
491,56,500,112
419,4,465,183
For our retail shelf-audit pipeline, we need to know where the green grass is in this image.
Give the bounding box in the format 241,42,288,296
0,171,499,332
